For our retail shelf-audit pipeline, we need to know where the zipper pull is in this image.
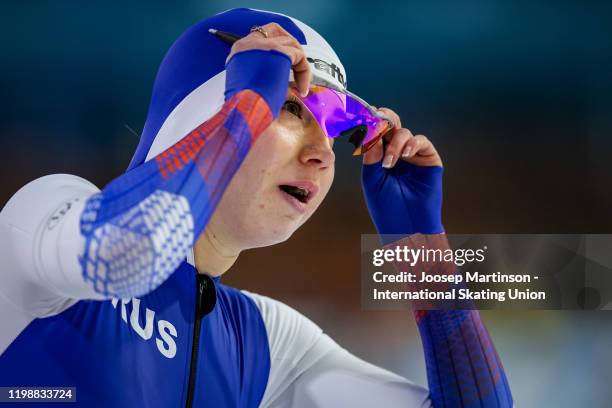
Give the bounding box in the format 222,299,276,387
196,273,217,319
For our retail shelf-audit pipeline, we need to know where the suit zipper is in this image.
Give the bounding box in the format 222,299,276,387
186,273,215,408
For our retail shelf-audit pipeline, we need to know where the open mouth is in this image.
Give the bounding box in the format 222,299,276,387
278,185,311,203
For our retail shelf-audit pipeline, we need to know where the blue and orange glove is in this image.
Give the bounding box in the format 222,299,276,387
361,107,444,239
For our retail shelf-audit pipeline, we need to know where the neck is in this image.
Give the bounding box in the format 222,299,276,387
193,228,240,277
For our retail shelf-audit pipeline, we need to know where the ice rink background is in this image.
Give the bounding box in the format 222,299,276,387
1,1,612,406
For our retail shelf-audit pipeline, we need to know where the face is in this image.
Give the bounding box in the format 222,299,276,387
204,87,336,250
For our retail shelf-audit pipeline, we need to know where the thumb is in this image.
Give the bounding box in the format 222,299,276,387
362,138,384,165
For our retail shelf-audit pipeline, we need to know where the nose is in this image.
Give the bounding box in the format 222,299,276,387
298,129,335,170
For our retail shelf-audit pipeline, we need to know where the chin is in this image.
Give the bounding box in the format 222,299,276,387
242,222,302,249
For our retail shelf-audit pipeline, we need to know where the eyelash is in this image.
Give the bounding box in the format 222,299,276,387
282,96,303,119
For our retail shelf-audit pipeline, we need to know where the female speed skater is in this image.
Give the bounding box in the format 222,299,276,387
0,8,512,408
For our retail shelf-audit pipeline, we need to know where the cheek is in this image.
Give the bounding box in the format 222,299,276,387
232,123,292,184
238,122,297,190
212,123,299,227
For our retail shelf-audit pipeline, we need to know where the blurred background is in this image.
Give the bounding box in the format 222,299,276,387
1,1,612,406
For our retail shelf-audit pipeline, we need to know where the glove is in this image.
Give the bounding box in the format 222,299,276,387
225,49,291,118
361,158,444,240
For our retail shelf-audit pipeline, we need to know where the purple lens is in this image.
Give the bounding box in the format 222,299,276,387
297,86,391,152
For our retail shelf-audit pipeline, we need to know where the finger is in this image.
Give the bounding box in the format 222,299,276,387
397,133,444,167
362,138,384,165
261,22,299,43
271,37,309,94
275,44,300,65
405,134,435,158
264,25,301,49
399,128,415,157
276,45,310,95
245,33,301,54
292,52,311,96
232,26,305,60
403,134,443,167
272,35,302,47
377,107,402,129
260,22,289,37
227,37,270,62
248,29,267,40
235,29,299,56
381,128,411,168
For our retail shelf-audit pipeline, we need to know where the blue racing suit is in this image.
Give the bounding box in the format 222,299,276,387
0,8,512,408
